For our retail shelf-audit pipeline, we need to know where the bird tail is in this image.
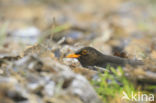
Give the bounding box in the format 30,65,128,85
127,59,144,66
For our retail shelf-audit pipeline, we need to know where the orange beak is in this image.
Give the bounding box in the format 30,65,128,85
66,53,81,58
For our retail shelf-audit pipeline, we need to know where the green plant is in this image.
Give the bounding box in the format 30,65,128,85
38,23,71,44
91,66,136,103
0,22,8,46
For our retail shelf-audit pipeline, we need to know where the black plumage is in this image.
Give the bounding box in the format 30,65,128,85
67,47,144,68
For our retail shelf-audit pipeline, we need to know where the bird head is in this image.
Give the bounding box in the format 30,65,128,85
66,47,102,66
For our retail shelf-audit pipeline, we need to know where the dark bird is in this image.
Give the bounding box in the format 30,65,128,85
66,47,144,68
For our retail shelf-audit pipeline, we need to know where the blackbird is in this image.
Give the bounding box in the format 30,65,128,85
66,47,144,68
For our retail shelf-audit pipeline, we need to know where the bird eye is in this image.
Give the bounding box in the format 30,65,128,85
82,50,88,55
